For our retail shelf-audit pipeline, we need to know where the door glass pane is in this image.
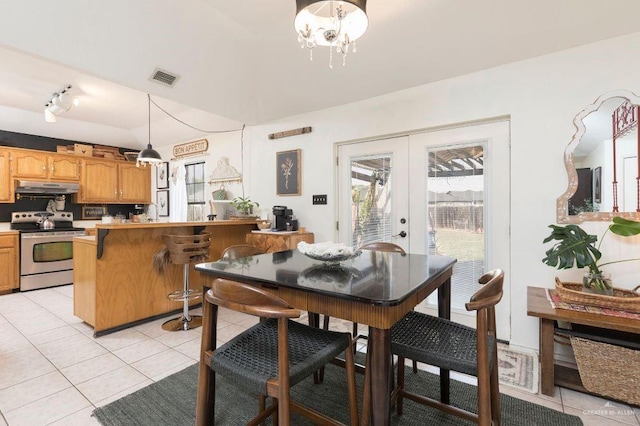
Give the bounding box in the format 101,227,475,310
349,155,392,246
426,144,485,312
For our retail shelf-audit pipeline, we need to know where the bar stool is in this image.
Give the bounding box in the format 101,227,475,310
161,232,211,331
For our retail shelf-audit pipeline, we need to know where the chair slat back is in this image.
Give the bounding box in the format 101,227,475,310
360,242,406,255
220,244,266,260
207,278,300,319
162,232,211,264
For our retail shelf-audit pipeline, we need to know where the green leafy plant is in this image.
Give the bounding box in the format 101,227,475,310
231,196,259,215
542,217,640,292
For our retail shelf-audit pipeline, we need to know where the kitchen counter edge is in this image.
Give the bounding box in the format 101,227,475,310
94,220,259,230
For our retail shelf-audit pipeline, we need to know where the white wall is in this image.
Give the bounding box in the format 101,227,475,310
159,31,640,352
237,31,640,351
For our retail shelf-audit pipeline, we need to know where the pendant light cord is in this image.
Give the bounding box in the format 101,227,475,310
148,95,248,197
149,95,244,134
148,94,151,147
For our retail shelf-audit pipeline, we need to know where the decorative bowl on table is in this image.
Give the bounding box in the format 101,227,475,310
256,220,272,230
297,241,362,265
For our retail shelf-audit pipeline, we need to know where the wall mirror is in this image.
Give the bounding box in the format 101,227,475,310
557,90,640,223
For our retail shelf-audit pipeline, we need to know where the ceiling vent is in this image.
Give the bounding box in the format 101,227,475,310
150,68,179,87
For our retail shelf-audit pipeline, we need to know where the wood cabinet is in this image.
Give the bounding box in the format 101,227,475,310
77,159,151,204
0,233,19,293
118,162,151,203
11,150,80,181
246,231,314,253
0,149,13,203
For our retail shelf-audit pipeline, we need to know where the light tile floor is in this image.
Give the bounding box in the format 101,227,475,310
0,285,638,425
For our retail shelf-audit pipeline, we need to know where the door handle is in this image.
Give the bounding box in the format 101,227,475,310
392,231,407,238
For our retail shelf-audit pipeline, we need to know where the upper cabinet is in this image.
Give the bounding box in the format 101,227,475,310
11,150,80,181
0,149,13,203
77,158,150,204
119,162,151,203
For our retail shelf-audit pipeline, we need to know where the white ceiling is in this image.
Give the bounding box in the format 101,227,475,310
2,0,640,150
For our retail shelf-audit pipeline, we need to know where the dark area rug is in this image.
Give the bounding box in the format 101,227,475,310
93,362,582,425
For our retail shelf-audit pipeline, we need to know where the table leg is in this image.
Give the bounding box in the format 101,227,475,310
369,327,391,426
438,277,451,404
539,317,555,396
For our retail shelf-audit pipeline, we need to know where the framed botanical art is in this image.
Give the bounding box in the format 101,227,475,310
156,162,169,189
157,190,170,216
276,149,301,196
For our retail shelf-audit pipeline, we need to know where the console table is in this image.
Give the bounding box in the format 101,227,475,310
246,230,314,253
527,286,640,396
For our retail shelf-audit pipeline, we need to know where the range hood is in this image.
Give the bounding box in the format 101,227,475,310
15,180,79,194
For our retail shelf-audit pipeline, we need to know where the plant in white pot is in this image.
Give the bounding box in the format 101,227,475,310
542,217,640,294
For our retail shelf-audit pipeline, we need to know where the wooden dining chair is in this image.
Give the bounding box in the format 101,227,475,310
219,244,265,260
386,269,504,426
195,278,359,426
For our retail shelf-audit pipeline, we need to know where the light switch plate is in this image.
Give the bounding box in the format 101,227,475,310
312,194,327,205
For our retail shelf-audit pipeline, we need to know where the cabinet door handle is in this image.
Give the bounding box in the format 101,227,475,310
50,165,54,173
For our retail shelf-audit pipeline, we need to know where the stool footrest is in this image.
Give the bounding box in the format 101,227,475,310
168,289,202,301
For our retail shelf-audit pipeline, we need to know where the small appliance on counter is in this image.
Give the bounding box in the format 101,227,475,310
272,205,298,231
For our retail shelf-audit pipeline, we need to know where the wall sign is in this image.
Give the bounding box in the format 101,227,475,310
82,206,108,220
172,138,208,159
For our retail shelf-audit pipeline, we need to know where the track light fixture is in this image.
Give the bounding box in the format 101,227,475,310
44,85,79,122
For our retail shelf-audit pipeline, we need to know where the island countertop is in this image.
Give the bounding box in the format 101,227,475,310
94,219,259,230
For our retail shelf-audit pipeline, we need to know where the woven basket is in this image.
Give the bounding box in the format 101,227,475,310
212,188,227,200
571,336,640,405
555,277,640,313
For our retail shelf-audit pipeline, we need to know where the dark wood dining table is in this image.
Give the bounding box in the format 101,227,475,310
196,249,456,426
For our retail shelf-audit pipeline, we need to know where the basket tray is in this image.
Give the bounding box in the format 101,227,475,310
555,277,640,313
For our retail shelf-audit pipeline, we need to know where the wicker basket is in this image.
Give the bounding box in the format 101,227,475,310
571,336,640,405
555,277,640,313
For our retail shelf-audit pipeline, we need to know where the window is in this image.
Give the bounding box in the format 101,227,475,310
426,143,486,313
185,161,205,221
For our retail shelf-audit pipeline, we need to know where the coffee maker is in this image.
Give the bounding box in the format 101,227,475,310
272,205,298,231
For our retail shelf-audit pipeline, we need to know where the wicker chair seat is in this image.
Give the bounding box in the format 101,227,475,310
211,318,350,395
391,311,496,377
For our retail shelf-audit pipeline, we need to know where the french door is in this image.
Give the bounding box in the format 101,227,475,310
337,121,511,340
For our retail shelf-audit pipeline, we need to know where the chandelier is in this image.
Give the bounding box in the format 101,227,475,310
295,0,368,68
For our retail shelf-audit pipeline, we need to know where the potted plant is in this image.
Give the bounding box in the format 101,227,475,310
542,217,640,294
231,196,259,216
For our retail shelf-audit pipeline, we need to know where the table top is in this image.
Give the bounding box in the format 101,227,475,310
527,286,640,333
196,249,456,306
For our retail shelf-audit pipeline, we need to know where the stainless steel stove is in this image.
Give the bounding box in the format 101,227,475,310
11,211,86,291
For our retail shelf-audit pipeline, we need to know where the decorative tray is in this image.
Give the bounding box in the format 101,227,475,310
554,277,640,313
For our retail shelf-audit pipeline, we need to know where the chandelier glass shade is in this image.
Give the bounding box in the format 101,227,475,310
295,0,368,67
137,94,162,167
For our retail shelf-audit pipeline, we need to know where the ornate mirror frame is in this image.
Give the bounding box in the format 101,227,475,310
557,89,640,223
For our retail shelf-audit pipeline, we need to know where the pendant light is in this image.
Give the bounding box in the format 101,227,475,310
137,94,162,167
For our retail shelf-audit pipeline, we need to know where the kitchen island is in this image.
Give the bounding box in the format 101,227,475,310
73,220,258,335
